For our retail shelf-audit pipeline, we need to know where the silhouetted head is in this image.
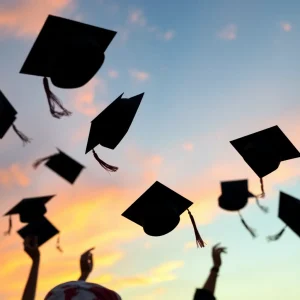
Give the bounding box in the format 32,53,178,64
44,281,122,299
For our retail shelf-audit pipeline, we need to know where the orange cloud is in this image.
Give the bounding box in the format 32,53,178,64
129,69,150,82
218,24,237,40
72,77,106,116
280,21,292,32
0,163,30,188
0,0,74,38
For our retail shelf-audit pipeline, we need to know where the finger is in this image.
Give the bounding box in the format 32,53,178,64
212,243,221,251
90,253,93,267
81,247,95,257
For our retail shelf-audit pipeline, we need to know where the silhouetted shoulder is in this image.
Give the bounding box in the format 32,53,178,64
193,288,216,300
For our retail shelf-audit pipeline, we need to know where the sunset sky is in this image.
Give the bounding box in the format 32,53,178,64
0,0,300,299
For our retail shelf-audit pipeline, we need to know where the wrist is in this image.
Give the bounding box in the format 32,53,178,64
211,266,220,273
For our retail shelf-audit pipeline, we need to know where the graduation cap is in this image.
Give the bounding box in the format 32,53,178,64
122,181,205,248
267,192,300,241
20,15,117,119
218,179,268,238
3,195,55,236
230,126,300,197
85,92,144,172
17,216,62,251
0,90,31,145
33,148,85,184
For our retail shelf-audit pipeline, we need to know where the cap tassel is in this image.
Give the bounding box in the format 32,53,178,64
33,155,53,169
259,178,265,198
12,124,32,146
43,77,72,119
92,149,118,173
238,211,257,238
4,215,12,236
187,209,205,248
266,226,287,242
255,197,269,213
56,236,63,253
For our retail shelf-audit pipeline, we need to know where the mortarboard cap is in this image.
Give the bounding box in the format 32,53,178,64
122,181,205,248
85,92,144,173
17,216,59,247
3,195,55,236
20,15,116,118
0,90,31,145
33,148,85,184
230,126,300,196
218,179,269,238
267,192,300,241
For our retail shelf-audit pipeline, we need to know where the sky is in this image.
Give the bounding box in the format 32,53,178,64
0,0,300,299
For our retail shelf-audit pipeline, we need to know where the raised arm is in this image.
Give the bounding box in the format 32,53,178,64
78,247,95,281
22,236,40,300
194,243,227,300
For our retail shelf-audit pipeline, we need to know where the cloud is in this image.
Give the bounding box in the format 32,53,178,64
72,77,106,116
0,163,30,188
163,30,175,41
129,69,150,82
183,142,194,151
111,260,184,290
280,21,292,32
218,24,237,40
128,9,147,27
0,0,75,38
133,288,166,300
108,69,119,79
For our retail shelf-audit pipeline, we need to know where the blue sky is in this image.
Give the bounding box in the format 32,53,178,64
0,0,300,299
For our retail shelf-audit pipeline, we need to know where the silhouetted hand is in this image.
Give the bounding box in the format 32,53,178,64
79,247,95,281
24,236,40,262
212,243,227,268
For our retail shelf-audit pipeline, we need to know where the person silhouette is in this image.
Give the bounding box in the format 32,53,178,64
21,236,41,300
44,247,122,299
193,243,227,300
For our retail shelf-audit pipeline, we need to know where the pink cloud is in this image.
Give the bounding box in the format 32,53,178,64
0,0,75,38
108,69,119,79
218,24,237,40
128,9,147,27
0,163,30,188
163,30,175,41
183,142,194,151
280,21,292,32
72,77,106,116
129,69,150,82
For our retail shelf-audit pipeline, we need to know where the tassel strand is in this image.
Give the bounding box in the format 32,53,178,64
12,125,32,146
238,211,257,238
4,215,12,236
255,197,269,213
56,236,63,253
92,149,118,173
43,77,72,118
33,156,52,169
187,209,205,248
259,178,265,198
266,226,287,242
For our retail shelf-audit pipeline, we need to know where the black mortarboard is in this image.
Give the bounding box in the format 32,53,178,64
230,126,300,197
20,15,117,118
17,216,59,248
33,148,85,184
3,195,55,236
218,180,268,238
0,90,31,145
85,92,144,172
267,192,300,241
122,181,205,248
